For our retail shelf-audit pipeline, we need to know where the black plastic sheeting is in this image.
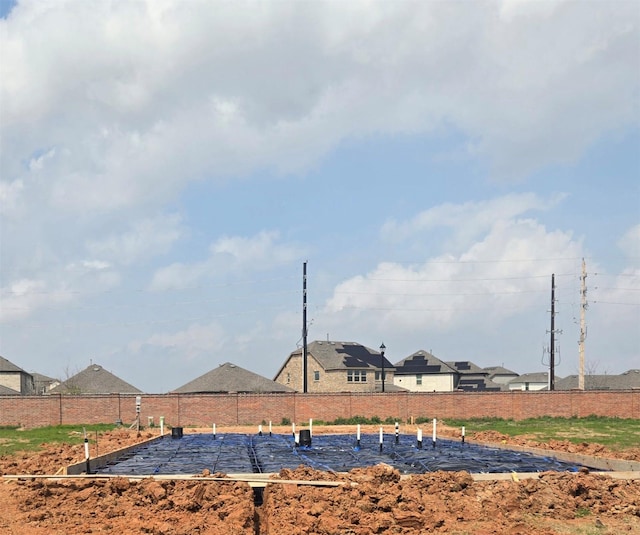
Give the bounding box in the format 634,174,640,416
94,433,594,476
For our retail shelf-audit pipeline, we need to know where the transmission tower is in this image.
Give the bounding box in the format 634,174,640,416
578,258,588,390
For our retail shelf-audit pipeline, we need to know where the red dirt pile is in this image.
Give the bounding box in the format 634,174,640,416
263,464,640,534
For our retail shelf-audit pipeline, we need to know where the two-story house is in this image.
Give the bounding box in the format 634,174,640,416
274,341,396,393
392,350,458,392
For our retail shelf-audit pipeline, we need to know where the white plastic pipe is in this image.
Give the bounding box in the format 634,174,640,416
432,418,437,447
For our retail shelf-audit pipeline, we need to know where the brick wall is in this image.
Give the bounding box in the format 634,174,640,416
0,390,638,428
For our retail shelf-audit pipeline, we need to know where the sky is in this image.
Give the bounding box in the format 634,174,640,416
1,0,638,394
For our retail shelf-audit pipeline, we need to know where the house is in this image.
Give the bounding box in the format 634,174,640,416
446,361,502,391
31,372,60,395
393,350,458,392
483,366,519,386
173,362,295,394
0,356,35,395
274,341,396,393
554,370,640,391
50,364,142,394
508,372,558,391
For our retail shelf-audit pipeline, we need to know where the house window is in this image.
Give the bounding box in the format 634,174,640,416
286,373,290,384
416,374,422,385
314,370,320,382
375,371,386,381
347,370,367,382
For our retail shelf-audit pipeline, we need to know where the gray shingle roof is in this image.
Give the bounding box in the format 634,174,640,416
554,370,640,390
173,362,295,393
0,383,20,395
394,350,457,375
295,341,395,372
509,372,556,384
31,372,60,394
483,366,518,377
50,364,142,394
31,372,56,382
0,356,26,373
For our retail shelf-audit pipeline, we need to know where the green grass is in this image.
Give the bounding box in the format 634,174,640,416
0,424,118,457
442,416,640,450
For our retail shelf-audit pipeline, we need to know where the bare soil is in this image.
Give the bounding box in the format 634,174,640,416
0,426,638,534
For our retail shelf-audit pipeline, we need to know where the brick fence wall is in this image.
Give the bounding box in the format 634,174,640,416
1,390,638,428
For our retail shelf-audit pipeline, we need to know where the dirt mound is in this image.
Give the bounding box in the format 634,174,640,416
263,466,640,534
1,476,255,535
471,430,640,462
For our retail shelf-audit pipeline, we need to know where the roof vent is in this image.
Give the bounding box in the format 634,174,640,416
93,366,100,372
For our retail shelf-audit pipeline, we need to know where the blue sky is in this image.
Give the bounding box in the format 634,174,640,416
1,1,638,393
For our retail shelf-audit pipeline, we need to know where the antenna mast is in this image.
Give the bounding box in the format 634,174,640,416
578,258,587,390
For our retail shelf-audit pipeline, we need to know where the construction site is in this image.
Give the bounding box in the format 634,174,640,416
1,423,639,535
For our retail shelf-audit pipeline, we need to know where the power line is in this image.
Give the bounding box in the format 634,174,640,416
591,300,640,306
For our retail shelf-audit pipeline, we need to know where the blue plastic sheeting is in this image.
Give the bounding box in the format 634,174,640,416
94,433,592,476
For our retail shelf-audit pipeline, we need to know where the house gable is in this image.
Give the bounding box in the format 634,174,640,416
393,350,457,392
274,341,395,393
0,356,35,394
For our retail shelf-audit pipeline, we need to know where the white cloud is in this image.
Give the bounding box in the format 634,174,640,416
324,197,583,333
0,260,122,322
28,147,56,171
1,1,637,214
0,178,24,217
150,230,303,290
211,231,300,266
130,321,227,361
86,213,183,266
618,224,640,257
0,278,69,322
381,192,566,249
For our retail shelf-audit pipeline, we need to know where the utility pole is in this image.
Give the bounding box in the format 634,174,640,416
578,258,587,390
302,261,308,393
549,274,556,391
